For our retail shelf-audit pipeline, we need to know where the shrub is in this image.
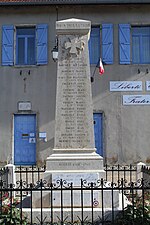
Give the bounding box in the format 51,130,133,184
0,192,28,225
114,192,150,225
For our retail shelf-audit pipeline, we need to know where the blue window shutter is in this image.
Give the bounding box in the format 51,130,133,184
2,25,14,66
89,27,100,64
102,24,113,64
119,24,131,64
37,24,48,65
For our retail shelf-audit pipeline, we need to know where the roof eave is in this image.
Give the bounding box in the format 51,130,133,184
0,1,150,6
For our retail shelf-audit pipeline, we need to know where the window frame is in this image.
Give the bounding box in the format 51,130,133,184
2,23,48,66
89,24,113,65
132,25,150,64
119,23,150,65
15,25,36,66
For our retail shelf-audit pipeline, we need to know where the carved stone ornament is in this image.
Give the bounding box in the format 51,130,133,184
65,37,85,56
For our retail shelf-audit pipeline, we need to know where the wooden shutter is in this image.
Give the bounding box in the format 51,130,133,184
2,25,14,66
102,24,113,64
119,24,131,64
37,24,48,65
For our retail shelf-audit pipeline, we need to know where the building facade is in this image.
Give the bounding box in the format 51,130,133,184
0,0,150,165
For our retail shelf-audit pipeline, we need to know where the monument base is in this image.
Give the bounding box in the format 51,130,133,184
32,150,106,208
44,150,105,184
46,149,104,170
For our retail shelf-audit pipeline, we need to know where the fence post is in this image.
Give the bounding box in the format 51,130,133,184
136,162,146,195
136,162,146,181
5,164,16,185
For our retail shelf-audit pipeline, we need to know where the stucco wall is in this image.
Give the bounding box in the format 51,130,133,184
0,4,150,165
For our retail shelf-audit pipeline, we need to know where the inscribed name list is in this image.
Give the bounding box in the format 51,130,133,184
55,34,94,149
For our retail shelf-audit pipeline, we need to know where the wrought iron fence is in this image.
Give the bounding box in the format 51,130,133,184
104,164,137,184
0,178,150,225
15,165,46,185
14,164,137,186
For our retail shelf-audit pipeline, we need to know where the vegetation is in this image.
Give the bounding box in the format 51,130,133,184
114,192,150,225
0,192,28,225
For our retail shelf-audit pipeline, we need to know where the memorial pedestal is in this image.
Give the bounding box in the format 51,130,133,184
31,19,124,223
38,18,106,208
45,151,105,183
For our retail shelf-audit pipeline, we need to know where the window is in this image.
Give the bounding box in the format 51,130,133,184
16,27,36,65
2,24,48,66
89,24,113,65
132,26,150,64
89,26,100,65
119,24,150,64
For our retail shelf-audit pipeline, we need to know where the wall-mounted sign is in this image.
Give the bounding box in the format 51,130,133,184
39,132,47,138
110,81,142,91
29,133,35,137
146,81,150,91
18,101,31,111
39,132,47,142
123,95,150,105
29,138,36,143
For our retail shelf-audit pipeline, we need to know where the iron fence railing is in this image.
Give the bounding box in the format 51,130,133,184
0,178,150,225
104,164,137,184
15,165,46,185
14,164,137,185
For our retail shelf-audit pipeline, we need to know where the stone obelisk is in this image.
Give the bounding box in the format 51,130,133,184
45,18,104,184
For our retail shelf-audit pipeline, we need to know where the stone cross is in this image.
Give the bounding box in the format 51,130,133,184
65,37,85,55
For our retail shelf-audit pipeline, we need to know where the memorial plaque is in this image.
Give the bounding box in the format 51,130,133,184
18,101,31,111
53,173,99,186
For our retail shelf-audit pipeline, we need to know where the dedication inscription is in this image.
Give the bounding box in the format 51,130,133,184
54,19,95,150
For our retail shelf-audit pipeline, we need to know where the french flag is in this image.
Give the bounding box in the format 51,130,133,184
99,58,104,75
